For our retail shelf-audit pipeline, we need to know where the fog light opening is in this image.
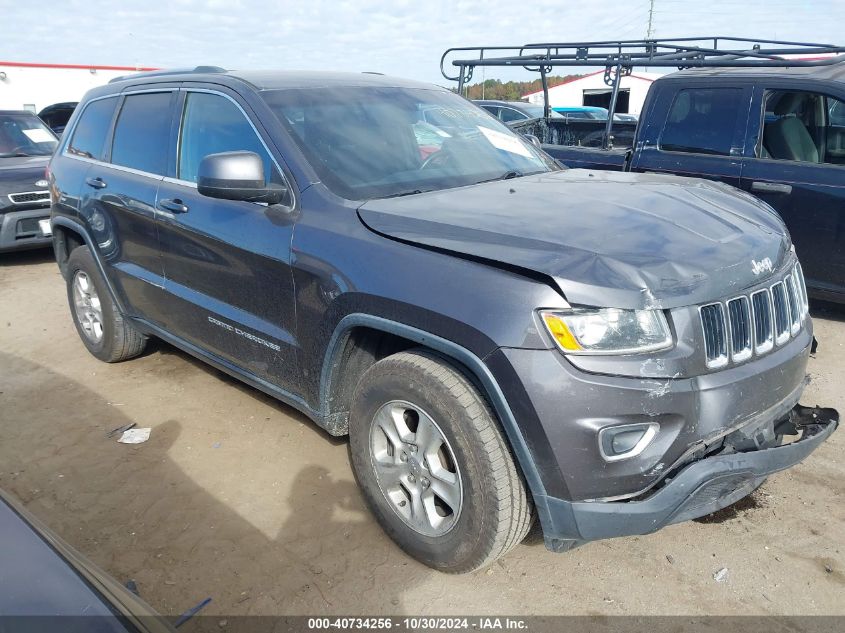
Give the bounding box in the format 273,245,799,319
598,423,659,462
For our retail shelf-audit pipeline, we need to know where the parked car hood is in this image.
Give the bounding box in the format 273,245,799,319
358,170,791,310
0,155,50,195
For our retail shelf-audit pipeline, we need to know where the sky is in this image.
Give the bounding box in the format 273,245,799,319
0,0,843,86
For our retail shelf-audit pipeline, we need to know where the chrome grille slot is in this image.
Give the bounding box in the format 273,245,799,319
700,303,727,368
726,296,752,361
699,266,807,368
750,289,773,354
784,275,801,333
794,263,808,316
771,282,790,344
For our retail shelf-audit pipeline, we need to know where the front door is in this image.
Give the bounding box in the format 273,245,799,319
155,88,300,389
632,85,751,188
740,87,845,299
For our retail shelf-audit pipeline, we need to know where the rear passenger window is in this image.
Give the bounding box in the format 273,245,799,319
111,92,172,175
68,97,117,160
759,90,845,166
178,92,274,184
660,88,743,156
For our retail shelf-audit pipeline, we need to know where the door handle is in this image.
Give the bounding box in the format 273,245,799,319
85,177,107,190
751,181,792,195
158,198,189,214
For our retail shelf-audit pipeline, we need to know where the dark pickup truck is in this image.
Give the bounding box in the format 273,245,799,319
542,65,845,303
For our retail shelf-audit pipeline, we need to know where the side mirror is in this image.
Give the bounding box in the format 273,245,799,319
197,151,286,205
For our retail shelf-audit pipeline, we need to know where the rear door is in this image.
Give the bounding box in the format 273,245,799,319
739,84,845,299
52,97,119,242
77,88,176,322
155,87,300,389
631,83,752,187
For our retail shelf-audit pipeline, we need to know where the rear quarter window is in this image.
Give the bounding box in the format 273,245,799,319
660,88,743,156
68,97,118,160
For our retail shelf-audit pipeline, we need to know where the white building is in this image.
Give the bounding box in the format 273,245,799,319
0,61,155,113
523,70,664,116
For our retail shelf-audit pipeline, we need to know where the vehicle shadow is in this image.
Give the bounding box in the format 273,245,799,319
810,298,845,323
0,352,418,626
145,338,346,446
0,248,55,267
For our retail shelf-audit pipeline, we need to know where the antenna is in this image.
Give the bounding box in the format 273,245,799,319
646,0,655,40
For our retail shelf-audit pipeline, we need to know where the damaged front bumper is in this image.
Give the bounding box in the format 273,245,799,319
538,404,838,551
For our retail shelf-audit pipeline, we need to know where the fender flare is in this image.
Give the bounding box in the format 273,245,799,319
52,216,127,314
320,313,550,505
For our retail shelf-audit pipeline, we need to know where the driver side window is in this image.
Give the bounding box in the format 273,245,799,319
178,92,291,201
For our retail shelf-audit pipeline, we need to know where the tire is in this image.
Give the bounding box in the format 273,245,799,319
349,349,534,573
65,246,147,363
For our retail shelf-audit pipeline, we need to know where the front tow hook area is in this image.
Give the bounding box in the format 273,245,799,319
541,403,838,550
724,404,840,452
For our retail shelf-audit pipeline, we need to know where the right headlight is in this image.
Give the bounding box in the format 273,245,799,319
540,308,673,355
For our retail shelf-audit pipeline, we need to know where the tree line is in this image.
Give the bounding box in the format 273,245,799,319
459,76,581,101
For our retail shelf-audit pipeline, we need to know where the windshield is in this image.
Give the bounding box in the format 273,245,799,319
261,86,556,200
520,104,563,119
0,113,58,157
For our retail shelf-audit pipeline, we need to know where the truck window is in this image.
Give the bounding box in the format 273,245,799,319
110,92,172,175
178,92,274,184
499,107,527,123
68,98,117,161
660,88,743,156
759,90,845,166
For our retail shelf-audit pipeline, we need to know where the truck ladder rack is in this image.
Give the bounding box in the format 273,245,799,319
440,37,845,148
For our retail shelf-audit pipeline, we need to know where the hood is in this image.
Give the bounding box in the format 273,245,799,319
358,170,791,310
0,156,51,196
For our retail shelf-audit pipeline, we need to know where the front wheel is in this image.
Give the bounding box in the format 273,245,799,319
349,350,534,573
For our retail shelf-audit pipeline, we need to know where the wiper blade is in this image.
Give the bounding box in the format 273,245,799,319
475,170,525,185
380,189,425,199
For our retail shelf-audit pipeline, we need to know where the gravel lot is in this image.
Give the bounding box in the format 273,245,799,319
1,249,843,617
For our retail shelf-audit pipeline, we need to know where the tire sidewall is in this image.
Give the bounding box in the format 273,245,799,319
66,247,118,361
349,358,495,571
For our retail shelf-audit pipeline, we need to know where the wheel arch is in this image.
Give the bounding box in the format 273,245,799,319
319,314,549,506
52,217,126,314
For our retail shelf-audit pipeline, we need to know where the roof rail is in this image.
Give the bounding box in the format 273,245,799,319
108,65,227,84
441,36,845,149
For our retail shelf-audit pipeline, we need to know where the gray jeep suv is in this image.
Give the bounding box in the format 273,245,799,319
47,68,837,572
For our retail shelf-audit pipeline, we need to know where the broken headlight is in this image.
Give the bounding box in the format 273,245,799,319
540,308,673,355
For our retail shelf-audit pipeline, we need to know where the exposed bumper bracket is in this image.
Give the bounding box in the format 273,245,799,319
538,403,838,550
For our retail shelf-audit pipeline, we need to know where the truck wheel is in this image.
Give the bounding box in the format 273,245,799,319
65,246,147,363
349,350,533,573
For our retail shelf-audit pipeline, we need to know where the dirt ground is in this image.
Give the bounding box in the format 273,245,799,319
0,249,843,617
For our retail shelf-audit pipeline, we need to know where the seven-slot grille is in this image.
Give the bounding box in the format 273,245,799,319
700,263,808,368
8,191,51,205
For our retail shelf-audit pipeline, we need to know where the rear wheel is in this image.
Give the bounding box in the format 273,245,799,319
66,246,147,362
349,350,534,573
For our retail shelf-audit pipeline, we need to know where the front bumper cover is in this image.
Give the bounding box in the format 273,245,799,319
0,206,51,252
538,404,838,550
